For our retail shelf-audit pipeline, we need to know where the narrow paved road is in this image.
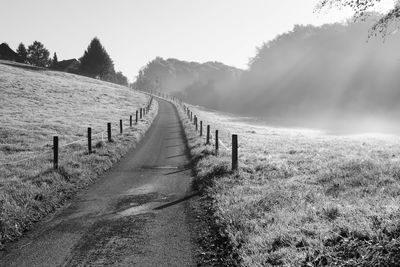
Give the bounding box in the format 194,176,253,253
0,99,197,266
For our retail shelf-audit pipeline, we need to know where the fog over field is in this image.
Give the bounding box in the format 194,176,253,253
136,17,400,133
228,18,400,133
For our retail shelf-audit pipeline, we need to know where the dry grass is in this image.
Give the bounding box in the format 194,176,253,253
182,105,400,266
0,62,158,248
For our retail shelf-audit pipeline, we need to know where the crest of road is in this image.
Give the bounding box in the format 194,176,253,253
0,99,197,266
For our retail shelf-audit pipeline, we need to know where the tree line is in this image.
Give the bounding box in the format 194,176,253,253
15,37,128,86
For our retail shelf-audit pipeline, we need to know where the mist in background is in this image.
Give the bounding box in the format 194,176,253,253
133,58,242,110
134,17,400,134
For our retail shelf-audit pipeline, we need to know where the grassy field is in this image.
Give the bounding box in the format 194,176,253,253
0,62,158,248
182,104,400,266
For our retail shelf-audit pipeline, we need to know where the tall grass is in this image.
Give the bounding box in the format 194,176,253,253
0,63,158,248
183,105,400,266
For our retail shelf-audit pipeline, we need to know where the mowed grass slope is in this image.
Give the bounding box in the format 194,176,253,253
183,105,400,266
0,62,158,247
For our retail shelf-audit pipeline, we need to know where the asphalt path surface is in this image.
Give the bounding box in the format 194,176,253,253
0,99,197,266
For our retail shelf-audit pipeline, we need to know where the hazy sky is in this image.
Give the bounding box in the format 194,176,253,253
0,0,393,81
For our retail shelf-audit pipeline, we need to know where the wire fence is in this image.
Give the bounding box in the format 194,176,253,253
0,96,154,168
2,90,237,171
148,90,239,170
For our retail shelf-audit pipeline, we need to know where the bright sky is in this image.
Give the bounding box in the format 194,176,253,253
0,0,394,82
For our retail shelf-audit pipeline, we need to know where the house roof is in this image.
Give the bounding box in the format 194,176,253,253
51,59,79,71
0,43,20,61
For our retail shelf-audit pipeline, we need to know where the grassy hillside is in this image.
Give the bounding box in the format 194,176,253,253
0,62,158,247
182,104,400,266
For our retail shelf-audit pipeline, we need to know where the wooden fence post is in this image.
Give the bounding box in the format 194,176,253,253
140,108,143,119
206,125,210,144
88,127,92,154
130,115,132,127
215,130,219,155
120,119,123,134
200,121,203,136
195,117,198,131
53,136,58,170
136,110,138,124
232,134,238,171
107,122,112,142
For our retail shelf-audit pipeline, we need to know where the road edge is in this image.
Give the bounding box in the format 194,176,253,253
0,95,159,250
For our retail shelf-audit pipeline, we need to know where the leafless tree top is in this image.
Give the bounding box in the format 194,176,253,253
316,0,400,36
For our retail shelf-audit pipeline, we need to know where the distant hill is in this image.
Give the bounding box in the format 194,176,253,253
133,57,242,109
133,18,400,132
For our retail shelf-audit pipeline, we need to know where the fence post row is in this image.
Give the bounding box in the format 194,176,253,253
176,99,240,172
215,130,219,155
88,127,92,154
232,134,238,171
151,93,240,170
206,125,210,144
107,122,112,142
53,136,58,170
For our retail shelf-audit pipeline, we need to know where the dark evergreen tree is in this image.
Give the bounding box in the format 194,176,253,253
16,43,27,63
79,37,115,80
52,52,58,64
27,41,50,67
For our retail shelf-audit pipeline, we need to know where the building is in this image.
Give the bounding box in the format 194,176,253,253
51,59,80,73
0,43,21,62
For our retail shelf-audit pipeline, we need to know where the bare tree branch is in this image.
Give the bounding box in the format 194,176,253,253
316,0,400,36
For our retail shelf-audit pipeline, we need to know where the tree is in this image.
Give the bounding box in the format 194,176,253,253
115,71,128,86
27,41,50,67
52,52,58,64
79,37,115,80
49,52,58,68
316,0,400,35
16,43,27,63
